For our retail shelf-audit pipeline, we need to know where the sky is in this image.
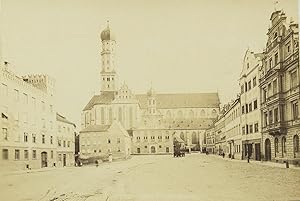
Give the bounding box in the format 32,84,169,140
1,0,299,128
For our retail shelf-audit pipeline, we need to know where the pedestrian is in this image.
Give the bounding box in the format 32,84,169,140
222,152,225,158
247,154,250,163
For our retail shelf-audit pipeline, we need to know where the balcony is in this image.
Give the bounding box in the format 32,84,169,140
287,118,300,127
261,93,284,109
262,121,287,135
283,52,299,68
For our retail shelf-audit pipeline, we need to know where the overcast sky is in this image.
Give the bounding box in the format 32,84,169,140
1,0,299,128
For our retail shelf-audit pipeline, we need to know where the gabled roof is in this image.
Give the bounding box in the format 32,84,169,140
83,91,115,111
80,125,110,133
136,93,220,109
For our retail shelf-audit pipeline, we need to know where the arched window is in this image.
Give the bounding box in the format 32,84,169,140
180,132,185,141
211,109,217,117
189,110,194,119
177,110,183,119
293,135,299,158
192,132,197,144
109,107,113,123
118,107,122,123
101,107,105,125
282,136,286,154
200,109,206,117
274,137,279,157
166,110,171,119
129,107,133,128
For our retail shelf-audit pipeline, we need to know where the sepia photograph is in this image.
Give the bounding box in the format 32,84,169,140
0,0,299,200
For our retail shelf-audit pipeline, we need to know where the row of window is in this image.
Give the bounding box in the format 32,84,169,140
241,76,257,94
136,147,170,153
166,109,218,119
241,100,258,114
57,140,71,148
225,107,240,124
1,109,54,128
136,136,170,140
2,129,53,144
263,102,298,126
235,145,241,153
242,123,259,135
2,149,54,160
82,148,117,154
102,77,114,81
82,138,120,145
1,83,53,112
262,71,298,102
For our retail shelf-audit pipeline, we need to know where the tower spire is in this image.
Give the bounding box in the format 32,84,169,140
273,1,279,11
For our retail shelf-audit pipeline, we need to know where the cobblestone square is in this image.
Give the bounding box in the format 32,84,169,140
1,154,300,201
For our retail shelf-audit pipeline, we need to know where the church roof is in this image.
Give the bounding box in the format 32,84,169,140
136,93,220,109
80,125,110,133
83,92,220,111
83,91,115,111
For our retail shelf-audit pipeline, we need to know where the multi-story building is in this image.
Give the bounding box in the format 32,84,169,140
0,65,57,171
80,121,132,160
204,126,215,154
214,111,226,155
80,23,220,159
259,10,299,163
56,113,76,167
224,97,242,159
239,50,263,161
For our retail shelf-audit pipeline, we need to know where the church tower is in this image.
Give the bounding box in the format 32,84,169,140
100,21,118,92
147,87,157,115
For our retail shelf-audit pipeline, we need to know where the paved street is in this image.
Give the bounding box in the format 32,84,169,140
1,154,300,201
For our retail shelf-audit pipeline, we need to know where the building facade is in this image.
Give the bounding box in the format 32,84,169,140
56,113,76,167
214,111,226,155
79,121,131,159
239,50,263,161
259,10,299,163
224,98,242,159
0,65,57,171
80,23,220,159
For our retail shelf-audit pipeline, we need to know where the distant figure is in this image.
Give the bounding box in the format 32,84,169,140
222,152,225,158
95,160,99,167
247,154,250,163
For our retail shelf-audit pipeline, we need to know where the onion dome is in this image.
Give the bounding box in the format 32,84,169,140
100,21,115,41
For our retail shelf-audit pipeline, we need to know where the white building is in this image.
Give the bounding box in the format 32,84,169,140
0,65,57,171
224,98,242,159
56,113,76,167
239,50,263,161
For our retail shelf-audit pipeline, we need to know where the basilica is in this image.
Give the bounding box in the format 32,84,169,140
79,23,220,159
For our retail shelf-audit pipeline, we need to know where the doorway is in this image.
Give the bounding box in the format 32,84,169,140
63,154,66,167
255,143,261,161
41,152,48,168
150,146,156,153
265,139,271,161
